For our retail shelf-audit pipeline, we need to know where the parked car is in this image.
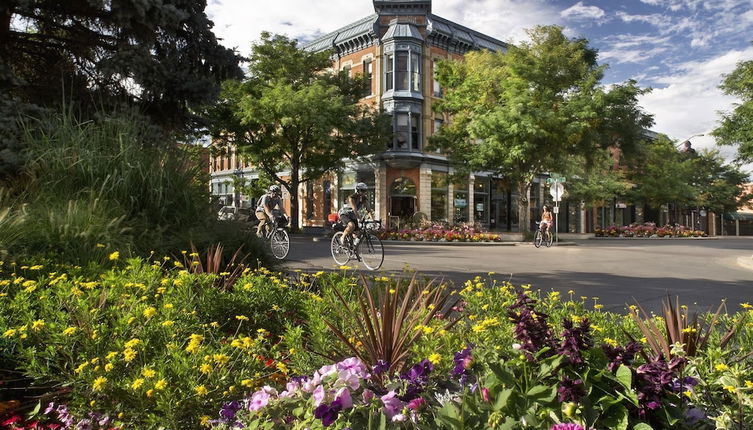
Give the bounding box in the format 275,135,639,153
217,206,255,223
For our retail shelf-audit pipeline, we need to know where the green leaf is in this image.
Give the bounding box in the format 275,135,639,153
600,404,629,430
526,384,557,402
616,364,633,390
537,353,565,378
633,423,654,430
494,388,513,411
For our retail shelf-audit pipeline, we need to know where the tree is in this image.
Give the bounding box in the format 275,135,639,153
689,150,751,215
625,135,695,222
712,46,753,162
431,26,653,232
209,32,391,231
0,0,242,176
564,150,633,208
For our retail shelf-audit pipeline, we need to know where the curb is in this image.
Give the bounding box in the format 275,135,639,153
737,255,753,271
589,236,717,240
309,237,578,246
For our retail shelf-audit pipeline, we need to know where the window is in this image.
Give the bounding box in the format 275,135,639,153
363,59,373,96
411,52,421,91
385,54,394,91
433,59,442,97
342,64,351,77
431,172,448,222
392,112,421,151
396,52,409,90
384,50,421,93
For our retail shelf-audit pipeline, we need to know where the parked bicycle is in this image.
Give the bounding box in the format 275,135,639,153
261,213,290,259
533,221,553,248
330,217,384,270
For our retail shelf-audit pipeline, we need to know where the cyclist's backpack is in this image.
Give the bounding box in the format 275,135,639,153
328,213,345,231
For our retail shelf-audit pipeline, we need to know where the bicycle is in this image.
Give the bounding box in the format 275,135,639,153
533,221,553,248
260,213,290,259
330,218,384,270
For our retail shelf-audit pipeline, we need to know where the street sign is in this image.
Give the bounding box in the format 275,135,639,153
549,183,565,202
546,175,566,184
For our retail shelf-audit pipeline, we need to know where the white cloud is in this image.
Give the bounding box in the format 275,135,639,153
615,11,666,27
560,1,606,21
639,45,753,170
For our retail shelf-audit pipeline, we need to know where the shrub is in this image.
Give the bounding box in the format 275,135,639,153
0,259,307,428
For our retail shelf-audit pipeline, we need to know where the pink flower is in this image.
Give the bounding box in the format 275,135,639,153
482,387,490,402
248,390,271,411
362,389,375,403
335,387,353,409
313,385,326,407
407,397,426,410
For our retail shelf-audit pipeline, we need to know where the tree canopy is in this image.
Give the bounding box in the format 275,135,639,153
0,0,242,176
431,25,653,231
713,46,753,163
209,32,391,231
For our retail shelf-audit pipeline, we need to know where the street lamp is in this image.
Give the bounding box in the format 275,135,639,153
675,133,704,150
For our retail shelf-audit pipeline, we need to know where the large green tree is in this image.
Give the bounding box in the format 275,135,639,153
431,26,653,231
209,32,391,231
713,46,753,162
0,0,242,176
689,150,751,215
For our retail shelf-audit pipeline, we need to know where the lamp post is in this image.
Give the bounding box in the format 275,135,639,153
675,133,704,150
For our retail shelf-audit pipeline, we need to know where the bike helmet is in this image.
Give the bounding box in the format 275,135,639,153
268,185,281,195
355,182,368,192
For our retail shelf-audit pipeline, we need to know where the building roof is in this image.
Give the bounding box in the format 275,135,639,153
302,12,507,54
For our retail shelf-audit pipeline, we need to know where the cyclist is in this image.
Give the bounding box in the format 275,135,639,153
256,185,286,238
539,205,553,233
340,182,373,246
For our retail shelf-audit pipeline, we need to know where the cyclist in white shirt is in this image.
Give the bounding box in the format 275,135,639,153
256,185,285,237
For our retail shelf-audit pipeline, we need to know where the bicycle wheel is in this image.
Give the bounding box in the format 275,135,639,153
359,233,384,270
534,230,543,248
545,231,553,247
270,229,290,259
330,232,350,265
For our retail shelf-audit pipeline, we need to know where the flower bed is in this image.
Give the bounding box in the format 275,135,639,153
594,222,706,238
379,224,502,242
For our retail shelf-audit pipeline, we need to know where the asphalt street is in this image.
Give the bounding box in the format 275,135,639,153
281,236,753,313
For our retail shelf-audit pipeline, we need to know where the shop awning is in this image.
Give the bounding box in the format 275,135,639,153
725,212,753,221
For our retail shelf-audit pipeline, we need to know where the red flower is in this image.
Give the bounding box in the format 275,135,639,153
2,415,22,426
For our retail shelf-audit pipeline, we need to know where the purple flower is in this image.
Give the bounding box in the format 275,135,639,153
634,354,686,419
507,291,554,360
551,424,586,430
381,391,404,419
407,397,426,411
373,360,390,375
452,345,474,377
312,384,326,407
362,388,375,403
335,387,353,409
557,318,593,365
220,400,242,421
402,359,434,385
602,341,641,372
314,400,342,427
338,357,370,378
558,375,586,403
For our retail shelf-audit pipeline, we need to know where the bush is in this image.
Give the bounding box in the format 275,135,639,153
0,259,308,428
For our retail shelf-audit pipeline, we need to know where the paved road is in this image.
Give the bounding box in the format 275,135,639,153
282,236,753,313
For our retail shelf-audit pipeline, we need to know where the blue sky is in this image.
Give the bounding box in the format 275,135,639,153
207,0,753,171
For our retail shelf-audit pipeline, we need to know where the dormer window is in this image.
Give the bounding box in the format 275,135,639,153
384,50,421,93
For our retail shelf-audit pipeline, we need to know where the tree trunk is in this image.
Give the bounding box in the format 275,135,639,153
517,181,532,233
289,166,300,232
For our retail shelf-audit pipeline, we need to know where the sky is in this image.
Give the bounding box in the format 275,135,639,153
206,0,753,172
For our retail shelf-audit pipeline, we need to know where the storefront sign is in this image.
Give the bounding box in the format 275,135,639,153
454,199,467,207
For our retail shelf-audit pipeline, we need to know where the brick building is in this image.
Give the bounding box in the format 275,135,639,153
209,0,585,232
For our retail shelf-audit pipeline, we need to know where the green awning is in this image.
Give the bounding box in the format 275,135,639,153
725,212,753,221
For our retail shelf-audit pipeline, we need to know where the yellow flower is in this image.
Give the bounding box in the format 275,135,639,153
235,315,249,321
62,327,77,336
428,353,442,365
185,334,204,353
161,320,174,327
104,363,114,372
715,363,729,372
105,351,118,360
604,338,618,347
276,362,288,374
123,348,137,362
213,354,230,366
141,368,156,378
723,385,736,393
74,362,89,373
31,319,45,331
92,376,107,392
131,378,145,390
109,251,120,260
200,415,211,427
154,379,167,390
744,380,753,388
124,338,141,349
143,307,157,319
96,243,105,248
200,363,212,374
2,329,17,338
195,385,209,396
241,379,254,387
146,389,154,397
594,304,603,310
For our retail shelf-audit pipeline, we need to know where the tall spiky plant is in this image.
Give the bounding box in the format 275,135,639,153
324,274,461,376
